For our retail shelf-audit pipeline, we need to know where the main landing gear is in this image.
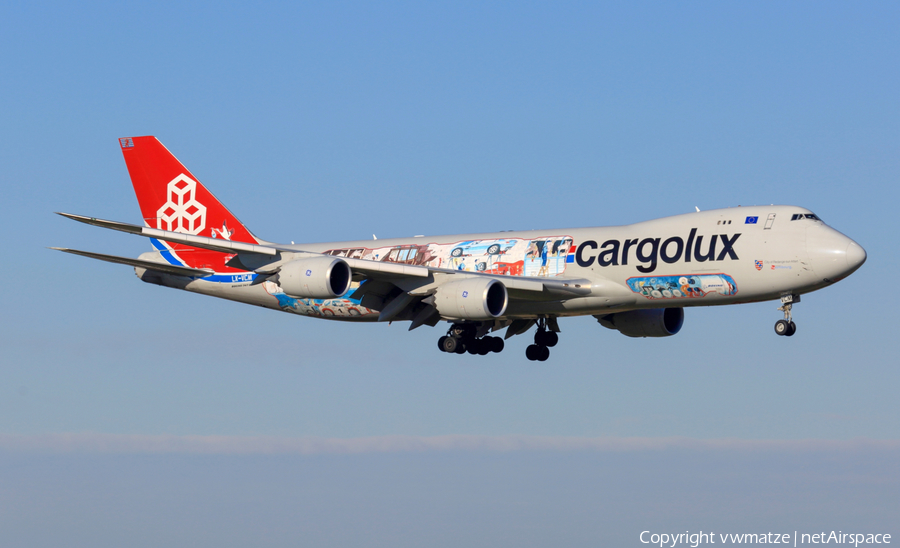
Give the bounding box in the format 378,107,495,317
774,294,799,337
525,319,558,362
438,324,504,356
436,319,560,360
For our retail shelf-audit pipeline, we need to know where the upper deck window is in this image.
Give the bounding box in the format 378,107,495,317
791,213,821,221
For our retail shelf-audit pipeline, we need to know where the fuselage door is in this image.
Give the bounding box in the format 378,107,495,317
764,213,776,230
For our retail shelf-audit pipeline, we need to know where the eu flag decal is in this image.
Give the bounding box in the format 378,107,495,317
745,216,759,224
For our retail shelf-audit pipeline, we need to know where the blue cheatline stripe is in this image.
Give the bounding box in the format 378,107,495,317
150,238,184,267
567,254,575,263
149,238,256,283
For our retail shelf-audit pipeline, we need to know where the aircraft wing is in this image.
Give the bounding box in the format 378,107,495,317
56,212,611,327
57,212,594,291
342,257,591,296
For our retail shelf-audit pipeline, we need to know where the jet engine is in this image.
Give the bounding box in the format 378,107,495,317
278,256,352,299
434,278,508,320
596,308,684,338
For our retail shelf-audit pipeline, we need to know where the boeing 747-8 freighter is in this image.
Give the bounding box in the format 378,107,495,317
54,136,866,361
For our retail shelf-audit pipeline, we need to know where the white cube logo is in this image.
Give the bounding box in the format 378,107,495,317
157,174,207,235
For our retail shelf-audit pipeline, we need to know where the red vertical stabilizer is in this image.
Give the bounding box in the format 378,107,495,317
119,136,259,272
119,136,259,244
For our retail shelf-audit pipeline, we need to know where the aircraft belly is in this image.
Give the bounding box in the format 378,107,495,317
184,278,380,321
504,295,637,318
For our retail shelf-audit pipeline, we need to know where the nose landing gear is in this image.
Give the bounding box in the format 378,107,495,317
774,294,799,337
438,324,504,356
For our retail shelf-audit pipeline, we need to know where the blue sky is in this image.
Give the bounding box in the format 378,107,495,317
1,1,898,546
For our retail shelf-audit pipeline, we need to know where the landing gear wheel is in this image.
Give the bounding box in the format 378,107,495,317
536,331,558,347
786,321,797,337
489,337,504,353
774,319,791,336
526,344,549,361
467,339,489,355
533,317,560,349
440,336,460,353
455,343,466,354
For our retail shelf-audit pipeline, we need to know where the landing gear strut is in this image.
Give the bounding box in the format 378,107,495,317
526,318,558,361
438,323,504,356
774,294,798,337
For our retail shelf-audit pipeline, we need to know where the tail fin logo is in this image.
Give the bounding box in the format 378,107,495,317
156,174,207,235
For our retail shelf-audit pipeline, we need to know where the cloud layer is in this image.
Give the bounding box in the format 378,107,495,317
1,433,898,455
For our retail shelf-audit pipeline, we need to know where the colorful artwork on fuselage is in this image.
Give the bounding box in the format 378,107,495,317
258,236,576,318
627,274,738,299
325,236,575,278
256,236,575,318
263,280,378,318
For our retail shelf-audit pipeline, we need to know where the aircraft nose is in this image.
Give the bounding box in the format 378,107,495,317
845,239,867,271
807,226,866,283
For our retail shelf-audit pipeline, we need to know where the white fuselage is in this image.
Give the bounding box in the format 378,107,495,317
140,205,865,322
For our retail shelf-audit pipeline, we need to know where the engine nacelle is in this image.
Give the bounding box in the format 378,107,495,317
597,308,684,338
278,256,352,299
434,278,508,320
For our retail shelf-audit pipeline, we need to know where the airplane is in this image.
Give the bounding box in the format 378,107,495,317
54,136,867,361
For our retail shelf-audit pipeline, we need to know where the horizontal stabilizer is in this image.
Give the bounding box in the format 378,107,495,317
56,212,281,256
51,247,214,278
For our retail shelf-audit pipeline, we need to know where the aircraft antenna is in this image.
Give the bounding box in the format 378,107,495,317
695,206,700,212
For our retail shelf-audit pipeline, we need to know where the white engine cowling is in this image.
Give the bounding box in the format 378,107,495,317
597,308,684,338
278,256,352,299
434,278,508,320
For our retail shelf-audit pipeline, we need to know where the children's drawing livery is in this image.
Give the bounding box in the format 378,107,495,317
54,136,867,361
263,280,378,318
627,274,738,299
268,237,575,319
326,237,574,277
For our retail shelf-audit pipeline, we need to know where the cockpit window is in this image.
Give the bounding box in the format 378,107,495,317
791,213,821,221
